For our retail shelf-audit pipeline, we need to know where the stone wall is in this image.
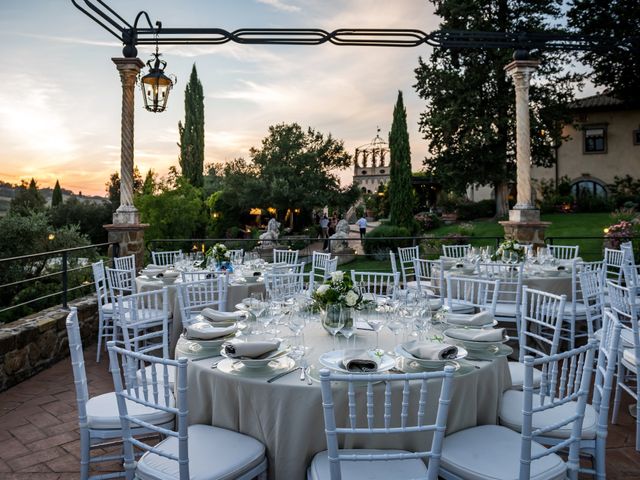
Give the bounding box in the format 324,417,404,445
0,295,99,392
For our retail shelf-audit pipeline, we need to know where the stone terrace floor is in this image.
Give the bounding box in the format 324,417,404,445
0,344,639,479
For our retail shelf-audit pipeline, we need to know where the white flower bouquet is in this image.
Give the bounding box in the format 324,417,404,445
311,271,366,310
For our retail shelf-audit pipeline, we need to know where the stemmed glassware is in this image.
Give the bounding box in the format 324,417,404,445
363,304,384,349
322,304,345,351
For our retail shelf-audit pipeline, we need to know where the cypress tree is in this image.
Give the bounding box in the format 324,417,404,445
388,91,415,229
178,64,205,188
51,180,63,207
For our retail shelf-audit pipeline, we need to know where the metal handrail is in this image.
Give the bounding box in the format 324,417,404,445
0,242,114,263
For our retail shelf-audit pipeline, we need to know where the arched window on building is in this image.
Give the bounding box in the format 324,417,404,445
571,179,607,198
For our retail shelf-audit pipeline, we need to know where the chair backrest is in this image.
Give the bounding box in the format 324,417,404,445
547,244,579,260
273,249,299,265
227,249,244,264
445,276,500,316
350,271,400,299
113,254,136,272
107,342,186,478
414,258,445,299
180,270,215,282
309,251,333,291
66,308,90,429
476,262,524,316
177,277,229,327
603,248,625,284
520,341,597,480
116,287,170,358
319,366,455,480
105,266,137,306
519,287,566,362
397,245,419,285
92,260,110,309
622,263,639,289
442,244,471,258
264,271,306,300
620,241,634,263
607,280,639,341
591,311,623,432
578,267,605,336
151,250,182,266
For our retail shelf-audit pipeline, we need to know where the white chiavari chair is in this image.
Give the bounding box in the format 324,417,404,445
273,248,299,265
413,258,440,298
445,276,500,316
66,308,175,480
176,276,229,328
603,247,625,285
151,250,182,267
476,262,524,336
578,266,606,337
442,244,471,259
114,254,136,272
609,279,640,451
264,270,305,300
501,313,621,479
92,260,115,363
180,270,215,282
107,342,267,480
309,251,332,292
397,245,420,289
105,266,137,307
547,244,580,260
227,248,244,265
440,342,597,480
508,287,566,390
309,366,455,480
350,270,400,301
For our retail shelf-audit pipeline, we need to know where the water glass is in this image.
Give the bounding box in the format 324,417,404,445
322,305,345,351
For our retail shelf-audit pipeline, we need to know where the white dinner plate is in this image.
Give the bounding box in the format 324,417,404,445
217,356,295,376
443,331,510,351
318,349,395,374
394,343,468,368
443,313,497,329
182,332,237,348
220,345,290,369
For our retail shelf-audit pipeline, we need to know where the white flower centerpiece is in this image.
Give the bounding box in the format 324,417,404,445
312,271,366,334
491,239,525,263
206,243,233,271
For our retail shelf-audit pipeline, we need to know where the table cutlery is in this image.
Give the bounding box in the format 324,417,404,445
266,366,301,383
305,367,313,385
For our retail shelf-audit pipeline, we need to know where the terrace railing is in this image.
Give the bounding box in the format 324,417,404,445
0,242,118,324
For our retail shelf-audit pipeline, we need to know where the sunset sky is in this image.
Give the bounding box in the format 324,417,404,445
0,0,443,196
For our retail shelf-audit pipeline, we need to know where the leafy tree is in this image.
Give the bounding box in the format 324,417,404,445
51,180,63,207
247,123,358,226
105,166,143,211
142,169,157,195
135,179,207,242
388,91,415,229
203,162,226,196
178,64,205,188
10,178,46,216
568,1,640,103
414,0,579,218
50,197,112,244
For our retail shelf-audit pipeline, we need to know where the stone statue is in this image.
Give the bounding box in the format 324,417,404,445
259,217,280,247
329,219,352,253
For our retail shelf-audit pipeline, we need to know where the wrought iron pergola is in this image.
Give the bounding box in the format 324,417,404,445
71,0,637,56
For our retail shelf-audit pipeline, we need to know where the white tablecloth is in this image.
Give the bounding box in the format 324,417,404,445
186,323,512,479
135,276,266,352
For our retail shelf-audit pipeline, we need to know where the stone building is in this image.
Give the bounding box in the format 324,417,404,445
353,129,391,193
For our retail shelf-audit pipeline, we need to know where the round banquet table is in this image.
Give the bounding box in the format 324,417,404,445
185,322,512,479
135,276,266,352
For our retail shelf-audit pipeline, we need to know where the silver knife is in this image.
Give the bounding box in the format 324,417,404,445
266,366,301,383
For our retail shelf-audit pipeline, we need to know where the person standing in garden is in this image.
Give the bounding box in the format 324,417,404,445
356,215,368,240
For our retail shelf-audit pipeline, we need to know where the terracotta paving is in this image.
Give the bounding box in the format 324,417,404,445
0,344,639,479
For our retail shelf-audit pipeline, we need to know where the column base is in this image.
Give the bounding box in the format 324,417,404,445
113,205,140,225
500,209,550,247
104,223,149,270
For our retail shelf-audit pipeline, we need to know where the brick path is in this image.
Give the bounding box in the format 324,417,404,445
0,343,639,479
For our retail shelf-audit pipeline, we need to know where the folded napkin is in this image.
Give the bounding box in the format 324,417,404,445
341,350,380,372
185,322,237,340
222,340,280,359
201,308,245,322
403,342,458,360
446,328,506,342
446,311,493,327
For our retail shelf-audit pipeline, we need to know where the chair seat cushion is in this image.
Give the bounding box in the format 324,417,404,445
563,302,587,318
137,364,177,388
623,348,639,369
101,302,115,314
136,424,265,480
87,392,174,430
307,449,428,480
499,390,597,440
440,425,566,480
119,308,167,323
495,302,518,318
508,361,542,389
595,327,635,348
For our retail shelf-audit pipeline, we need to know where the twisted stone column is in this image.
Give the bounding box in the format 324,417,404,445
112,57,144,224
505,58,540,210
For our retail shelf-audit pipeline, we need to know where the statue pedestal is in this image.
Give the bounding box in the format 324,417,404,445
104,223,149,270
499,209,550,248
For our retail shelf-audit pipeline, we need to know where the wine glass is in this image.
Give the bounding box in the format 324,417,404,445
363,304,384,349
322,305,345,351
248,292,266,332
340,314,355,350
385,311,404,352
288,310,307,355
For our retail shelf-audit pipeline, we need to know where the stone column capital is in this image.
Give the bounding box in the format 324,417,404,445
504,59,541,76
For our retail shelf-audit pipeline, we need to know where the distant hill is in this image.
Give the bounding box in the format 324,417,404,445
0,181,108,216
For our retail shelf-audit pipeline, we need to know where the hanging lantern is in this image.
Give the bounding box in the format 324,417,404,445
140,45,175,113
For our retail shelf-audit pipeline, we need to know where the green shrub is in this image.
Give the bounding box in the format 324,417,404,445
575,192,612,213
414,212,441,232
362,225,413,255
456,200,496,220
